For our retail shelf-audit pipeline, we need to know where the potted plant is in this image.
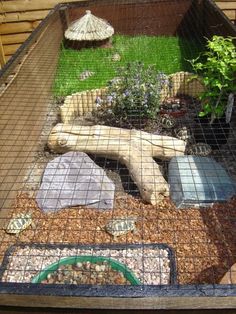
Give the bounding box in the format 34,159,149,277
189,35,236,148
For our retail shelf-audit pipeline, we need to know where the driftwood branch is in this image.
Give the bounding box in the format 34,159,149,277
48,124,186,205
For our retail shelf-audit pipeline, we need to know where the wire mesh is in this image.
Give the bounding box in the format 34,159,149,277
0,0,235,300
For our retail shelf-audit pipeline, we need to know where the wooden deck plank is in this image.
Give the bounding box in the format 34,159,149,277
0,308,236,314
0,295,236,310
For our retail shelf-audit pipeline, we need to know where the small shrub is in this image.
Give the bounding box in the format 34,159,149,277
106,62,169,125
189,35,236,123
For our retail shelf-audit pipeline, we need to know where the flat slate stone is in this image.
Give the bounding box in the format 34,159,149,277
168,156,236,208
36,152,115,212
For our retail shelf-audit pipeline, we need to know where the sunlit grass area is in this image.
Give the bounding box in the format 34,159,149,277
53,35,201,97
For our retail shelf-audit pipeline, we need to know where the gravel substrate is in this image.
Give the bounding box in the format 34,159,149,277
40,261,132,285
0,193,235,285
1,246,171,285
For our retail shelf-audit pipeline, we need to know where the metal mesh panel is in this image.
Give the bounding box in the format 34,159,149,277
0,0,235,306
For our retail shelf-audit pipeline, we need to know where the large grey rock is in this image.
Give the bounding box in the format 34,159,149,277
36,152,115,212
168,156,236,208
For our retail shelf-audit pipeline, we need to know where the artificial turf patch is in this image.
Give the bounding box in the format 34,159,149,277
53,35,201,97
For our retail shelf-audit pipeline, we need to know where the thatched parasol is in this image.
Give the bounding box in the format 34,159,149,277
65,10,114,42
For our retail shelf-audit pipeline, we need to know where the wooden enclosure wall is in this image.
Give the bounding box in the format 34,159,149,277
0,0,235,68
0,0,86,67
216,1,236,23
68,1,193,36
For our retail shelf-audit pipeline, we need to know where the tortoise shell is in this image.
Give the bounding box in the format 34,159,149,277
174,126,192,142
105,217,137,237
6,212,33,234
79,70,94,81
158,114,176,129
187,142,212,156
111,53,121,62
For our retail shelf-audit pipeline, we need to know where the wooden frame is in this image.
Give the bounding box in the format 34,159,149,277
0,295,236,310
0,282,236,309
0,0,236,310
0,284,236,310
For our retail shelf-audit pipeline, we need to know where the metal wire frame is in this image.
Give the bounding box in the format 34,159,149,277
0,0,235,309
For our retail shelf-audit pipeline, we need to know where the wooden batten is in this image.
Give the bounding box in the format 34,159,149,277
223,9,236,20
216,1,236,22
0,0,87,59
0,21,41,35
0,35,6,67
217,1,236,10
0,292,236,309
1,33,30,45
0,9,49,23
0,0,87,14
5,55,12,63
3,43,21,56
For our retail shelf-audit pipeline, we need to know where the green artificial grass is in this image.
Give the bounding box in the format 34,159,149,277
53,35,201,97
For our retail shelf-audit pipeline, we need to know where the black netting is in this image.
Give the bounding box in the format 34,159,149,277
0,0,235,304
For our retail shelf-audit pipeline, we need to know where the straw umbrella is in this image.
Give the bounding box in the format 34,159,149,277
65,10,114,49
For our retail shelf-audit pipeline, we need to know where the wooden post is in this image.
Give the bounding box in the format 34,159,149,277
0,35,6,68
59,6,70,32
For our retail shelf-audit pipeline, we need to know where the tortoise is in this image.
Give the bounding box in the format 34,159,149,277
174,126,193,142
6,212,35,234
79,70,95,81
187,142,212,157
111,53,121,62
105,216,138,239
158,114,176,129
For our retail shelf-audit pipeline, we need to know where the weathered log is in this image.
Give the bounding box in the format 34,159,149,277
48,124,186,205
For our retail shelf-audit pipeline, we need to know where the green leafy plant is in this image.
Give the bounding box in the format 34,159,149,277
189,35,236,123
106,61,169,125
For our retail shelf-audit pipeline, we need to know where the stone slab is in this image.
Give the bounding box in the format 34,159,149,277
36,152,115,212
168,156,236,208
